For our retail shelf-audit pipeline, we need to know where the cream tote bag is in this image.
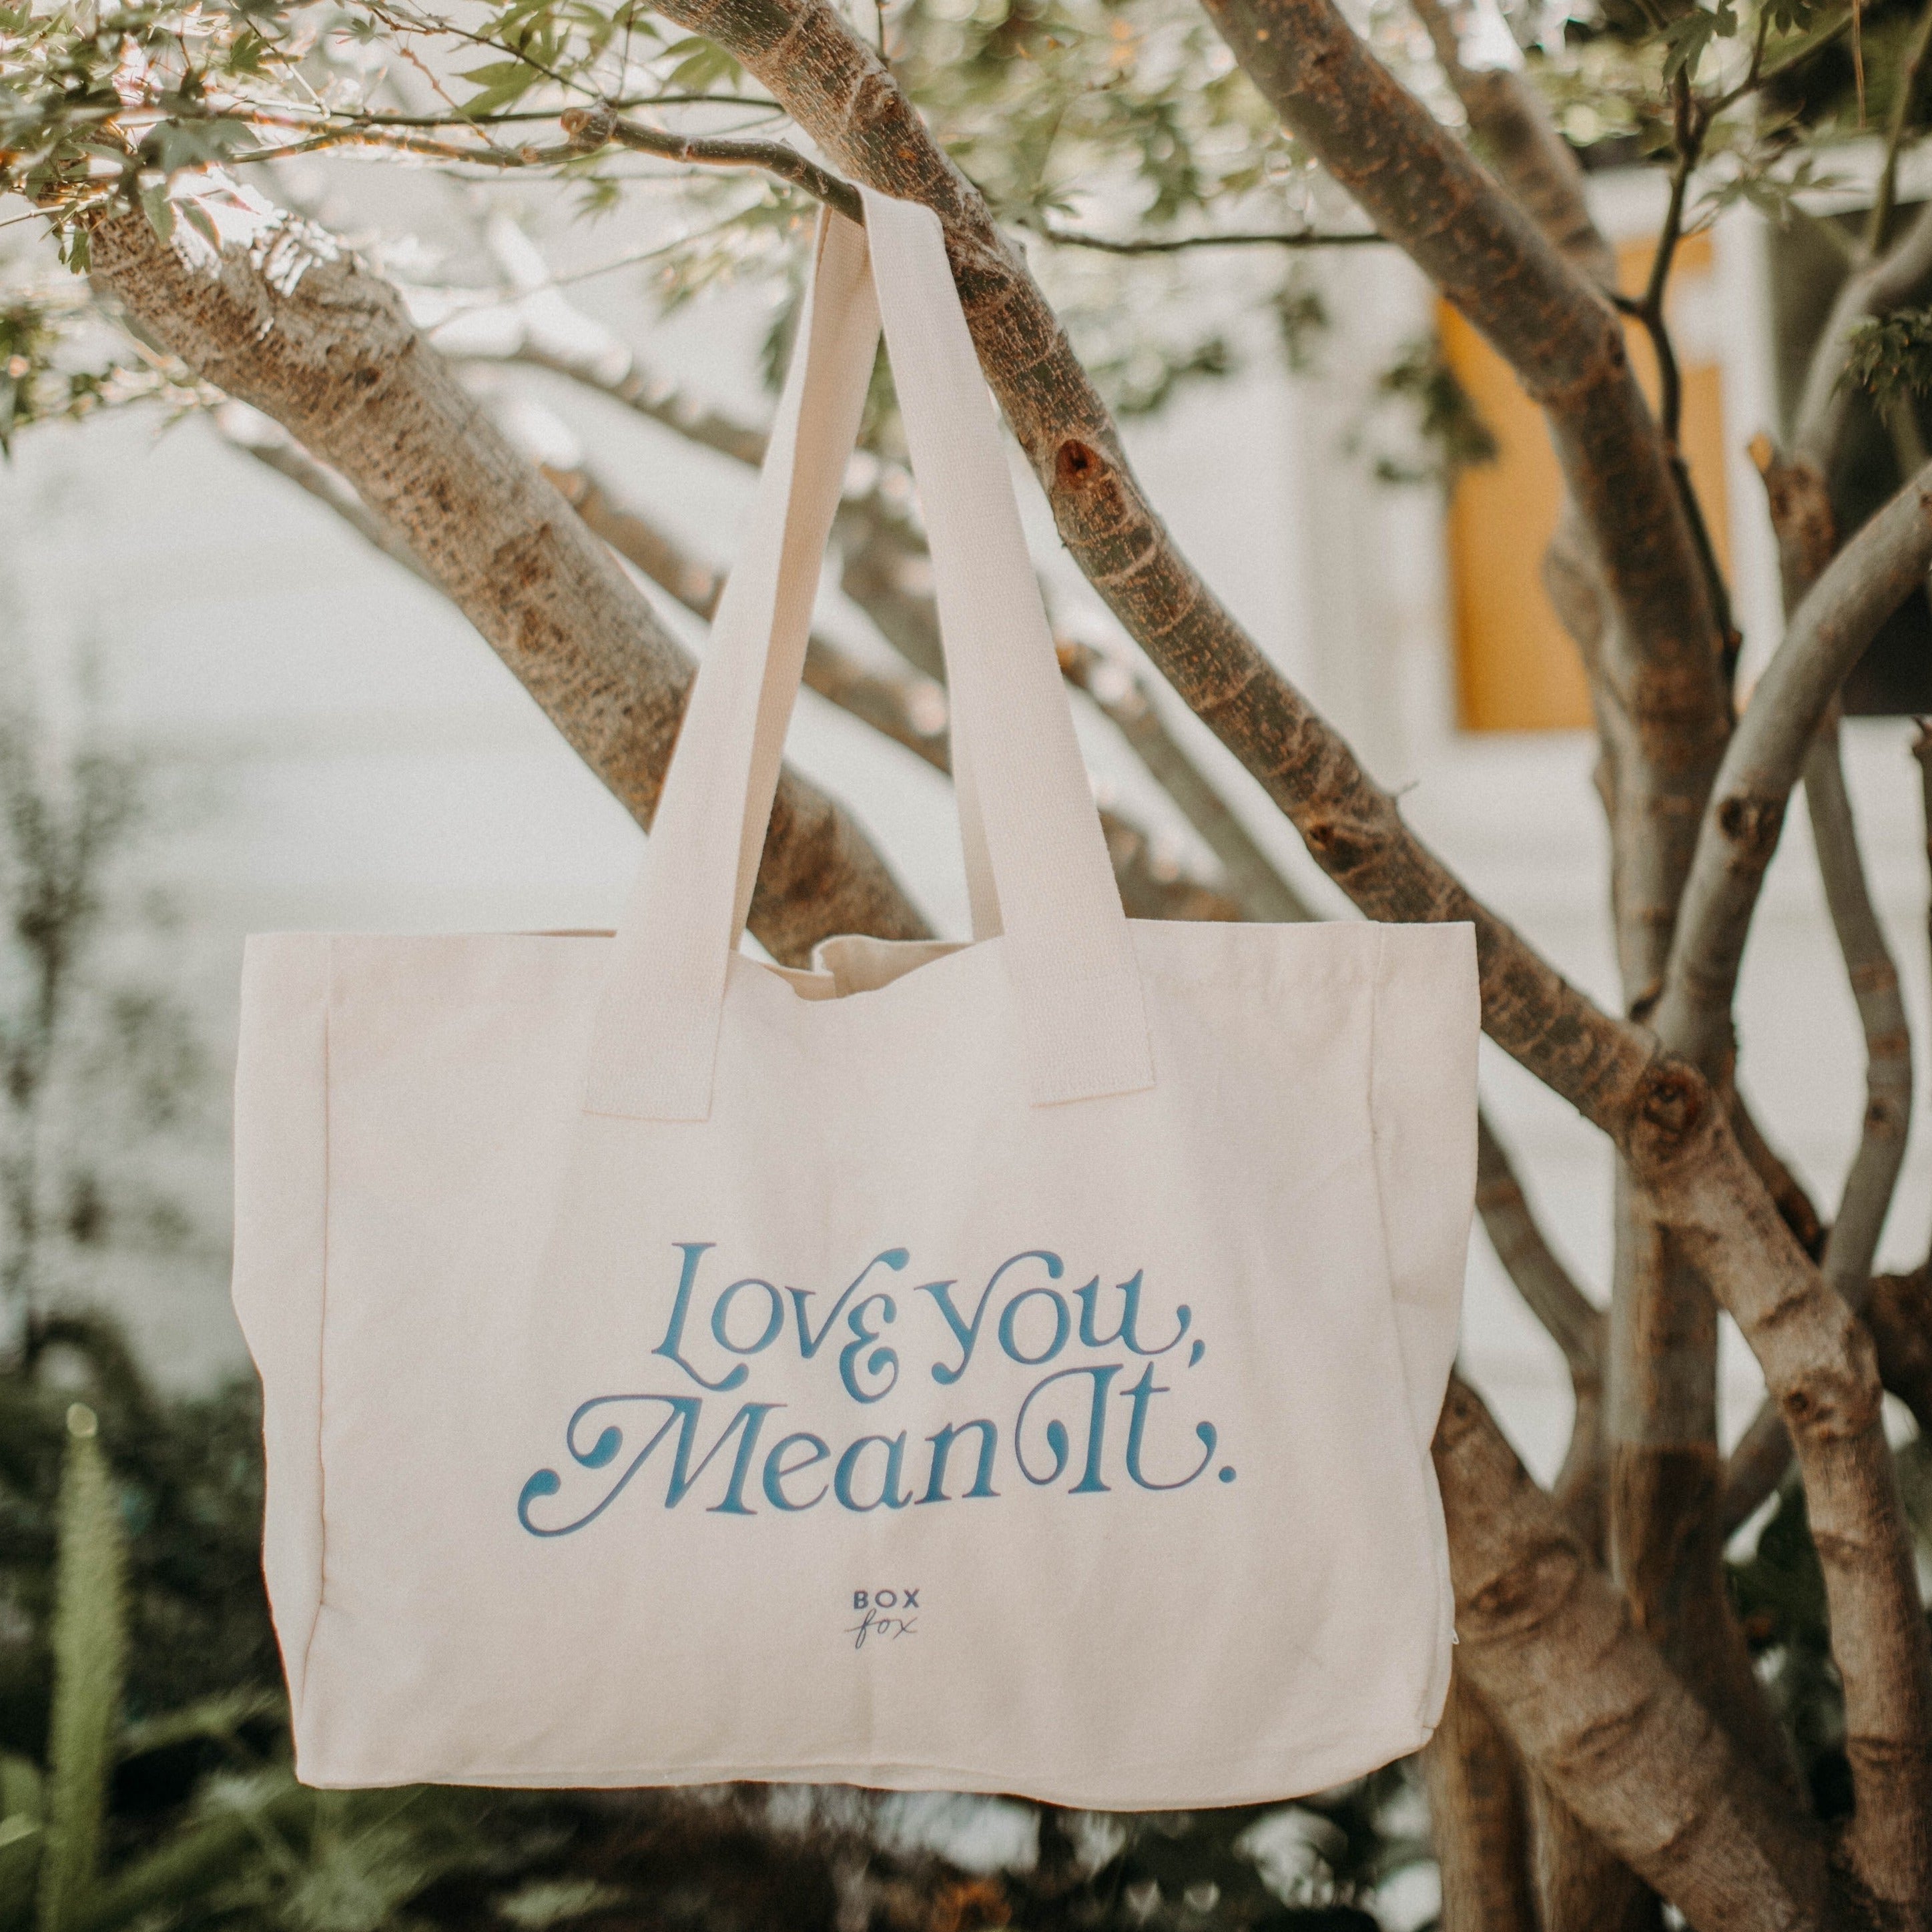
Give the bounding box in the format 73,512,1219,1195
232,190,1479,1809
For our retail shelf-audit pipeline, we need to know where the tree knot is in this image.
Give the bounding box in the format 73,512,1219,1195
560,107,616,150
1715,790,1785,860
1054,438,1106,491
1634,1055,1708,1154
1301,817,1369,876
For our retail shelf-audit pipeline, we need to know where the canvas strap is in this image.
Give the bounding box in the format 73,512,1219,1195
583,190,1153,1121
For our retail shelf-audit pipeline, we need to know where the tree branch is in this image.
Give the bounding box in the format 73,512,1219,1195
1200,0,1729,1013
1475,1116,1602,1378
216,401,442,589
87,205,928,967
1640,1076,1932,1908
1871,0,1932,258
1406,0,1616,289
1870,1265,1932,1435
1654,464,1932,1074
484,338,769,466
1722,715,1914,1536
1644,483,1932,1904
1434,1375,1828,1927
1029,222,1383,253
1794,199,1932,472
1422,1666,1540,1932
1409,11,1762,1834
1475,1113,1607,1544
1730,1092,1829,1262
1405,0,1756,1853
560,106,865,220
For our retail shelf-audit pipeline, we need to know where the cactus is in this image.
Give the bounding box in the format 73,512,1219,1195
35,1405,124,1932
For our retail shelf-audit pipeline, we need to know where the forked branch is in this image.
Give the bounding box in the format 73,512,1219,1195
1722,716,1913,1534
1654,464,1932,1072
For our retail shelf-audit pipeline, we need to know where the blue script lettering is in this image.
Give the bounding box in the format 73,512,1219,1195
920,1250,1062,1385
789,1249,909,1357
998,1284,1070,1366
918,1419,999,1502
520,1244,1232,1535
1075,1270,1191,1355
1014,1363,1119,1494
712,1277,784,1356
838,1293,899,1403
834,1432,912,1511
653,1243,747,1391
519,1394,778,1535
1122,1361,1217,1491
762,1430,832,1511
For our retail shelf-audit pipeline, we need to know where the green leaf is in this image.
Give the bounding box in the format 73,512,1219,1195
0,1820,43,1932
147,117,248,176
178,200,220,250
226,27,271,76
0,1764,42,1829
35,1407,126,1932
659,33,741,91
136,181,174,244
1660,7,1722,82
1843,308,1932,410
117,1690,283,1762
456,59,544,115
71,1785,309,1932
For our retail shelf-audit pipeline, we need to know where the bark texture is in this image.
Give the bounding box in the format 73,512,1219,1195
1435,1377,1827,1929
1422,1668,1540,1932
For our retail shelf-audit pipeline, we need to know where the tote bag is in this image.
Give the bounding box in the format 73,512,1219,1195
232,189,1479,1810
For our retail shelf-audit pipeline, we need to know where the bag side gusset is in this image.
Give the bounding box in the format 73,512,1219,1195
1369,917,1480,1739
230,932,332,1730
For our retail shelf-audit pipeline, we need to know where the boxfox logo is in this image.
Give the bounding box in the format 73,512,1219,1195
848,1588,919,1650
517,1243,1233,1538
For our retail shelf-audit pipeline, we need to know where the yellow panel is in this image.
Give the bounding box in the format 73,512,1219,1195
1444,231,1730,731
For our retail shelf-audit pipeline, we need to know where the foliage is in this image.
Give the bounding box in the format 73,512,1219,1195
0,0,1394,438
1843,304,1932,411
1727,1480,1851,1821
1347,337,1498,489
0,306,53,458
0,0,1915,454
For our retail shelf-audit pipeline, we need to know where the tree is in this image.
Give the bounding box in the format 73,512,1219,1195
5,0,1932,1919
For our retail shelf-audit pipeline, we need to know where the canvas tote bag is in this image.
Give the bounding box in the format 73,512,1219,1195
232,189,1480,1809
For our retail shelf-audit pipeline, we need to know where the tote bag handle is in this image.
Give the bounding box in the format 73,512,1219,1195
584,191,1153,1122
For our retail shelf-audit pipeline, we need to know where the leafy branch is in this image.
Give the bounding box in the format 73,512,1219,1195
1841,306,1932,409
